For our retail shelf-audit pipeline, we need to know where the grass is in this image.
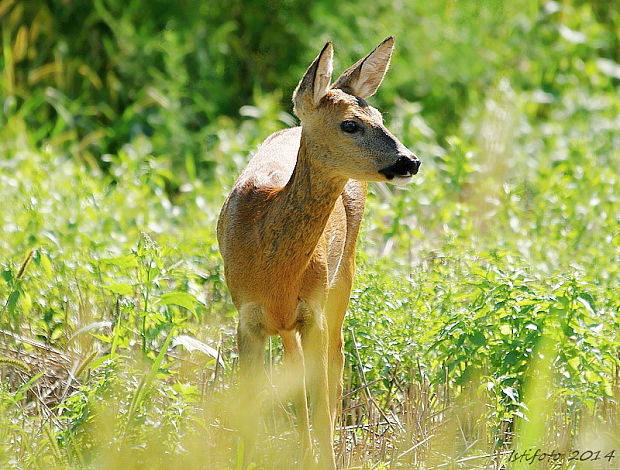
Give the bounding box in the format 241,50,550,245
1,0,620,468
1,72,619,467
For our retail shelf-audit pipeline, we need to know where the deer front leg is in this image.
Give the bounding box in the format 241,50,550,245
326,306,345,431
280,329,314,467
325,270,354,432
301,306,336,470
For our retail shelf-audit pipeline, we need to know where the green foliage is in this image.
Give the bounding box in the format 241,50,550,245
0,0,311,172
1,0,619,468
349,259,617,428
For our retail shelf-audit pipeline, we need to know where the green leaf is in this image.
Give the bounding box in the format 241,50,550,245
39,254,53,278
123,330,176,437
561,323,575,337
504,350,519,366
11,371,45,404
104,283,134,296
470,330,486,347
502,386,519,404
2,269,14,284
158,291,198,314
7,290,20,314
100,254,138,268
568,356,580,371
576,295,596,316
585,370,602,383
172,334,225,367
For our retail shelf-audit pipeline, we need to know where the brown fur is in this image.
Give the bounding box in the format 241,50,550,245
217,37,419,469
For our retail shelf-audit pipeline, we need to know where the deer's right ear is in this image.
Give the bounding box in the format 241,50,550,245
293,42,333,117
332,37,394,99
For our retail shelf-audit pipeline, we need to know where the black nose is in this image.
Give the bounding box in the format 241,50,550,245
379,155,421,179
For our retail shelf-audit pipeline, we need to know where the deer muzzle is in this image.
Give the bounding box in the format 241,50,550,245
379,155,421,180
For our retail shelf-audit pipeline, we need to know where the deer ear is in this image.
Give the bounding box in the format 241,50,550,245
332,37,394,99
293,42,333,116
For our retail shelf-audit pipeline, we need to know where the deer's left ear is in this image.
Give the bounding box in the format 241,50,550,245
293,42,334,116
332,37,394,99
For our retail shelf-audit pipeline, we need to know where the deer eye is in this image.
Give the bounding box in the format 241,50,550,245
340,120,359,133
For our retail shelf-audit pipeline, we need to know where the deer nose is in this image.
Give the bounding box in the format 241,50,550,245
411,157,421,174
379,155,421,179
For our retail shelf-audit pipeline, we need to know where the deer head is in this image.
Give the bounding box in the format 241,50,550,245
292,37,421,184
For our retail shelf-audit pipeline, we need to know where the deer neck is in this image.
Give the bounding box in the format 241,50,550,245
261,131,347,278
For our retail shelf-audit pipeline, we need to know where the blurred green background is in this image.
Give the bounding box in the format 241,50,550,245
1,0,619,468
3,0,618,175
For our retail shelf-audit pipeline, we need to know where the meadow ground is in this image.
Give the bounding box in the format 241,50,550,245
1,1,619,468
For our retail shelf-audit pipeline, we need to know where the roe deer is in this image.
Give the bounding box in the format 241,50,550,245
217,37,420,468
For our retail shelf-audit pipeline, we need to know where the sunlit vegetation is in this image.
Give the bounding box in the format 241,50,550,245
1,1,619,468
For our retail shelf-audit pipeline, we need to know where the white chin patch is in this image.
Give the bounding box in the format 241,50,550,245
388,174,414,186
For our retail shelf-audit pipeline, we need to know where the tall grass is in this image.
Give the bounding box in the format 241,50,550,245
1,0,619,468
